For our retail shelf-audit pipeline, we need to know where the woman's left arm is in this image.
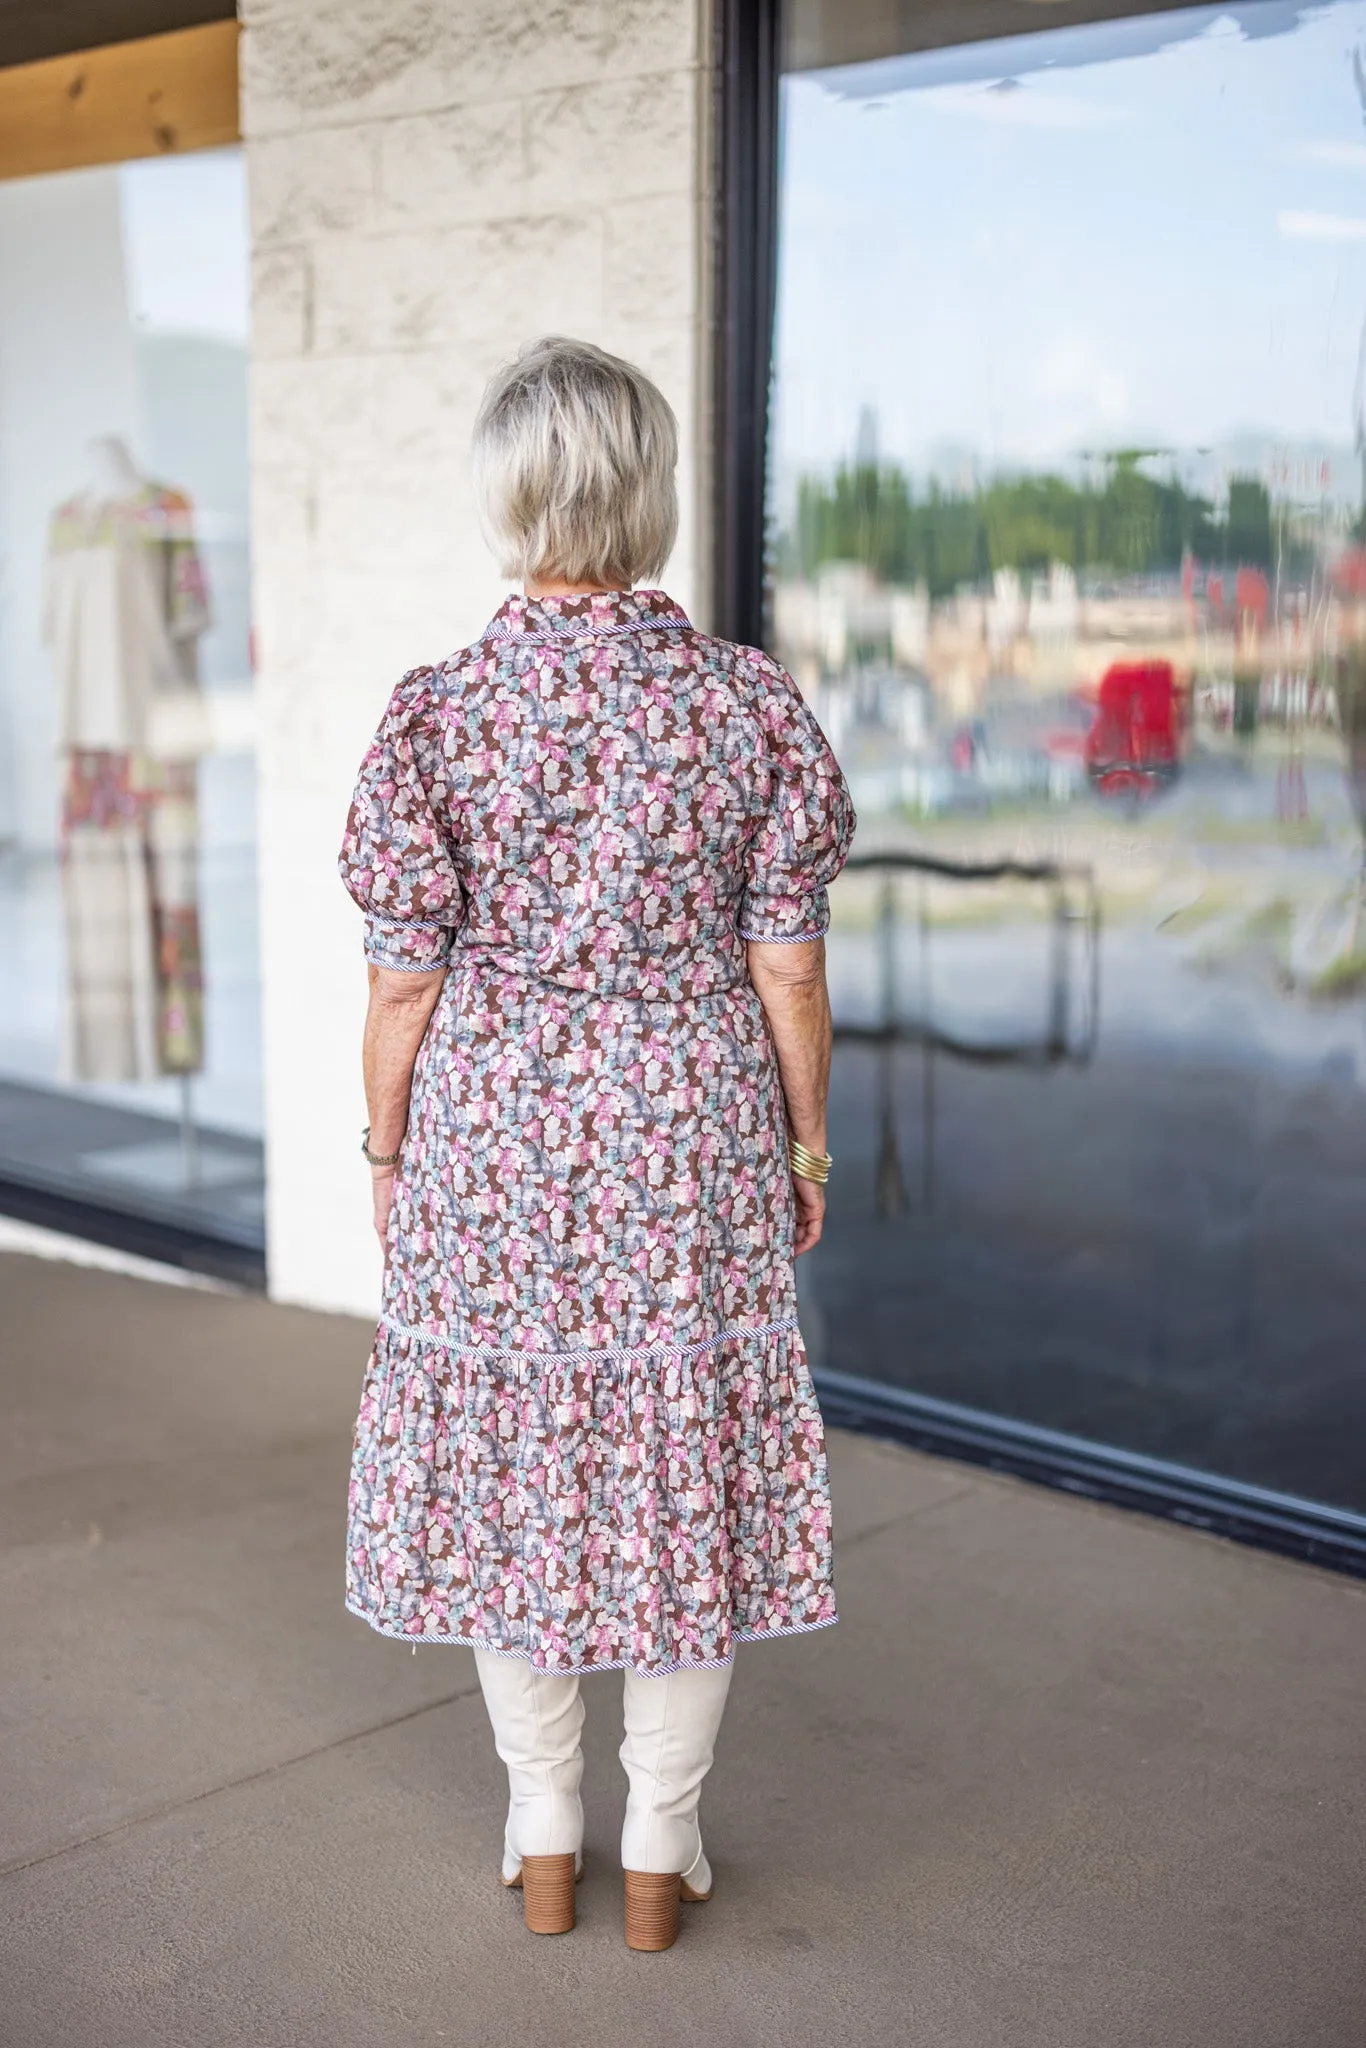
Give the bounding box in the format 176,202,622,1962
362,962,447,1250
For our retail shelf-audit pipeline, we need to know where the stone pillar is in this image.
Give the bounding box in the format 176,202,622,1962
240,0,714,1312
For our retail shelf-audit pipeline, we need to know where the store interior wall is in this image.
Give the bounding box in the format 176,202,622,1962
240,0,714,1314
0,168,142,854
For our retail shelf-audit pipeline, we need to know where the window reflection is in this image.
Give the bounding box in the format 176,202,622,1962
0,150,261,1264
773,1,1366,1511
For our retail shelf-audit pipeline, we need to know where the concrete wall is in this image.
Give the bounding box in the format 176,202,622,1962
240,0,715,1313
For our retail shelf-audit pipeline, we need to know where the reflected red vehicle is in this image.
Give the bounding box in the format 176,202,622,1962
1084,659,1182,800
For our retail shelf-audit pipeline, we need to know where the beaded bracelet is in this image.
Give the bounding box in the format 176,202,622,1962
361,1125,403,1167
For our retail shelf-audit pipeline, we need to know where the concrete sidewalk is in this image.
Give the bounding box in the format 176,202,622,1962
2,1249,1363,2048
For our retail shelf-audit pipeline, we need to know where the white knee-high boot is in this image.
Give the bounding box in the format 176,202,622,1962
473,1649,584,1931
620,1661,734,1940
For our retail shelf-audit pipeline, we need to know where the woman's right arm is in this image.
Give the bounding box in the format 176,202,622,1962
362,961,447,1250
747,936,832,1256
339,667,467,1249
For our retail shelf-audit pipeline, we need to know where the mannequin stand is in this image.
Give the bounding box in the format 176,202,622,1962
178,1074,201,1187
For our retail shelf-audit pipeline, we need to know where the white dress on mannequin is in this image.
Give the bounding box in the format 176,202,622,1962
45,435,209,758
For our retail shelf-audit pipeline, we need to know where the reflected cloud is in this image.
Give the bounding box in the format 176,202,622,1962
1035,336,1132,431
920,80,1129,130
1293,138,1366,168
1278,208,1366,238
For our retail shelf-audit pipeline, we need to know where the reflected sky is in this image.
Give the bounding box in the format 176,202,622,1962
775,1,1366,482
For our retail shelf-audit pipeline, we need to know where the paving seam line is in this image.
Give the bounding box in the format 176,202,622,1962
837,1483,981,1555
0,1683,484,1880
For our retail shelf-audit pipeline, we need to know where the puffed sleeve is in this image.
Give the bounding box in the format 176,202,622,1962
738,660,856,942
338,668,466,971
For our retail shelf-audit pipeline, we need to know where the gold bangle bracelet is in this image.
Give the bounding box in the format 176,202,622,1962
791,1158,831,1185
789,1137,832,1185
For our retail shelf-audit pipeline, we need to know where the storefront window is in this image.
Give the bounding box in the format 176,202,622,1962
0,145,261,1271
773,1,1366,1514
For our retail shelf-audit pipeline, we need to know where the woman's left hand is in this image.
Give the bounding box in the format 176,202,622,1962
371,1165,397,1251
791,1174,825,1256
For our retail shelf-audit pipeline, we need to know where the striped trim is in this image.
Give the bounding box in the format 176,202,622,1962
364,950,452,972
377,1312,801,1366
486,617,691,643
369,915,448,933
738,928,826,944
346,1598,838,1672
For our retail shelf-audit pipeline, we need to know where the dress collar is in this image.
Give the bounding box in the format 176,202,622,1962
485,588,692,640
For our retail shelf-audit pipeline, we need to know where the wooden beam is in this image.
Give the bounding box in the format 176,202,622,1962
0,20,239,183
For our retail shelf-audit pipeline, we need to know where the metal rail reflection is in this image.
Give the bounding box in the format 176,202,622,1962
832,851,1102,1213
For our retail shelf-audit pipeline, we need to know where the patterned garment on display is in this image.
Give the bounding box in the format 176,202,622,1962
339,588,856,1674
46,483,211,1082
60,752,206,1080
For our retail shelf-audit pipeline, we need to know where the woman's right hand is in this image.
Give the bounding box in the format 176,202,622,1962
371,1165,397,1252
791,1173,825,1256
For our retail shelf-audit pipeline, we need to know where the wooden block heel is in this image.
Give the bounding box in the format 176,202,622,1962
624,1870,682,1951
518,1852,578,1935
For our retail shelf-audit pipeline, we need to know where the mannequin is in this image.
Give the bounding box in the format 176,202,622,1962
83,432,142,501
46,437,212,1162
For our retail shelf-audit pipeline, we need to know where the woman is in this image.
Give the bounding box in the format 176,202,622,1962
339,336,854,1951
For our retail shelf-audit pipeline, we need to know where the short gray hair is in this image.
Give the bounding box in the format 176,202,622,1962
472,337,679,589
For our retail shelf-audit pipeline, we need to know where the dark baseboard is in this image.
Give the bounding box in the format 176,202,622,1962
814,1366,1366,1580
0,1175,266,1290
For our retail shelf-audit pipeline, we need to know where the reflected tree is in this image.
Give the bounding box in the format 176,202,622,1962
786,457,1270,594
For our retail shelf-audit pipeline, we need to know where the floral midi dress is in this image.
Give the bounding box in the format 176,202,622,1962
339,587,855,1674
